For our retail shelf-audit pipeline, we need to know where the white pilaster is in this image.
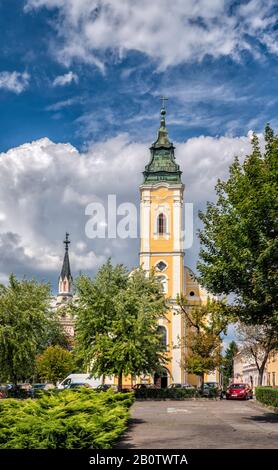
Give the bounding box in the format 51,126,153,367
171,254,182,383
173,190,183,251
140,190,151,253
172,305,182,383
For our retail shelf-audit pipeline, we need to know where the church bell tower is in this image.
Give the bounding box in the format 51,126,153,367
139,100,185,384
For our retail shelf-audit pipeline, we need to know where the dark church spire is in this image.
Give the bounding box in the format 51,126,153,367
58,233,73,296
60,232,71,280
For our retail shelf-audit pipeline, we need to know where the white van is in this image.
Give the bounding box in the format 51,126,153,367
57,374,102,389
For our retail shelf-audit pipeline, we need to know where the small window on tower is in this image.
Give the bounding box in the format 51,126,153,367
157,275,167,293
156,261,167,272
189,291,195,297
158,213,166,235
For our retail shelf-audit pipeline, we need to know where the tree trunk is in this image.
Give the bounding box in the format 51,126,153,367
12,371,18,389
118,370,123,392
200,373,205,392
258,368,264,386
257,354,269,386
11,374,18,398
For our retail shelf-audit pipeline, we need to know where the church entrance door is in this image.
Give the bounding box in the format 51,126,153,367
154,368,169,389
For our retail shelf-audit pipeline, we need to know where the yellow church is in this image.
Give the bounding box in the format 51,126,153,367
56,103,220,388
132,102,218,388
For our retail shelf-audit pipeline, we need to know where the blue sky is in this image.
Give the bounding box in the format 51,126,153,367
0,0,278,152
0,0,277,314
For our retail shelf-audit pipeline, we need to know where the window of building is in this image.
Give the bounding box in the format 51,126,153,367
267,373,271,386
189,291,195,297
272,372,276,386
158,213,167,235
156,260,167,272
157,275,167,293
157,325,167,350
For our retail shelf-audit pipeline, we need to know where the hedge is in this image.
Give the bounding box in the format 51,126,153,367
0,388,134,449
255,386,278,410
135,387,200,400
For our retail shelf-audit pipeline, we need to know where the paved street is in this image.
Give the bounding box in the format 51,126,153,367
117,400,278,449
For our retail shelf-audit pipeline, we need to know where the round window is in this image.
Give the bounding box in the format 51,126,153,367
189,291,195,296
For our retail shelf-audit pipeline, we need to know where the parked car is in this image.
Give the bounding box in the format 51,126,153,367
5,383,33,398
19,383,34,397
95,384,118,392
226,383,253,400
65,382,92,389
0,384,12,398
132,384,157,390
18,383,32,391
28,383,54,397
132,384,147,390
198,383,221,397
168,383,196,390
57,374,102,389
32,383,47,391
205,382,221,390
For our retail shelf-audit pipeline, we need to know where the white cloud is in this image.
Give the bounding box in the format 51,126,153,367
53,71,78,86
46,97,79,111
0,71,30,94
25,0,278,69
0,130,258,288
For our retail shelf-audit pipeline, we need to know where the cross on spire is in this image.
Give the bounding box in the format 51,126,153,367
160,96,168,110
64,232,70,251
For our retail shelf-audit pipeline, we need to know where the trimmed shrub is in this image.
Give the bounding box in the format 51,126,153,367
0,388,134,449
135,387,200,400
255,386,278,410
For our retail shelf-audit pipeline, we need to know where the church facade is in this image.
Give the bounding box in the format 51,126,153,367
138,104,217,387
55,105,219,388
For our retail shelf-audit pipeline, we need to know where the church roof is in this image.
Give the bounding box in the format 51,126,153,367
143,103,182,184
60,233,73,281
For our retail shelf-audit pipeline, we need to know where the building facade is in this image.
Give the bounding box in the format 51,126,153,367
233,351,278,389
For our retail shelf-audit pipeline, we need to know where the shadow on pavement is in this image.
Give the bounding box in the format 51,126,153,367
114,418,145,449
245,412,278,424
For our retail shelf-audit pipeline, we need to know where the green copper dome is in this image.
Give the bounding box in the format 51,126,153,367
143,104,182,184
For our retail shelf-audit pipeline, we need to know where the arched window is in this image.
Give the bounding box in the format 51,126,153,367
158,213,166,235
157,275,167,294
157,325,167,350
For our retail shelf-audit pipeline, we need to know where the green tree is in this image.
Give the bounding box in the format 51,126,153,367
221,340,238,389
177,295,230,390
0,275,51,386
73,260,168,391
36,345,74,385
198,124,278,326
38,309,72,353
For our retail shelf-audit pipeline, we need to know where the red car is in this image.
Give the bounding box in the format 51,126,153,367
226,383,253,400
